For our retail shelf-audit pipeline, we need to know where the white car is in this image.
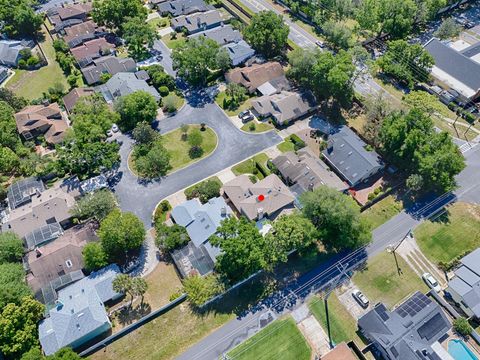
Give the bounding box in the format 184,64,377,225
106,129,114,137
111,124,119,133
422,272,441,292
352,289,369,308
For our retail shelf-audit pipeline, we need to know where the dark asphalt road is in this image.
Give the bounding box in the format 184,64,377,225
112,99,281,226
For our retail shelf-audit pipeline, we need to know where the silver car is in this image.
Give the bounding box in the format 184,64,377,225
352,289,369,308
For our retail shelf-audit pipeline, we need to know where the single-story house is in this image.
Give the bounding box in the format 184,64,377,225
62,20,106,48
170,197,233,276
62,87,96,114
225,62,286,94
222,40,255,66
5,177,45,210
189,24,242,45
272,148,348,196
446,248,480,318
424,38,480,102
71,38,115,68
358,292,451,360
158,0,213,17
14,103,70,145
171,10,225,35
321,126,383,187
98,72,160,103
251,90,316,126
47,2,92,28
38,264,121,356
25,222,98,293
2,186,76,239
222,174,295,221
0,39,33,67
81,55,136,85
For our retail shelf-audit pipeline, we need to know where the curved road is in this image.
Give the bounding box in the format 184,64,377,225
113,98,281,226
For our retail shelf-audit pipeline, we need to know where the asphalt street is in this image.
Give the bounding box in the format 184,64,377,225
112,99,281,226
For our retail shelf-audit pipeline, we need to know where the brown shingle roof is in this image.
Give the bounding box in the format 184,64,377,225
70,38,115,65
56,3,92,21
225,62,285,93
62,87,95,113
222,174,294,220
322,343,358,360
15,103,70,144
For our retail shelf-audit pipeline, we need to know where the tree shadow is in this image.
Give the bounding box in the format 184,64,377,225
116,302,152,326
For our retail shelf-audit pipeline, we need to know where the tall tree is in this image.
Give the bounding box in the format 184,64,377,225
243,11,289,58
98,209,146,260
71,189,118,221
183,274,224,307
133,139,171,179
300,186,371,250
322,21,354,50
132,121,160,145
0,101,19,150
112,274,134,305
0,297,44,359
0,232,23,264
82,242,108,272
435,17,462,39
172,37,221,86
209,217,267,283
115,91,158,131
0,0,43,38
131,277,148,305
377,40,434,88
0,263,32,308
363,93,392,147
122,17,158,60
403,90,442,115
92,0,147,33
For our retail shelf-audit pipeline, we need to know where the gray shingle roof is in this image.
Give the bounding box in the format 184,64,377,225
190,24,242,45
0,40,30,67
81,56,136,85
322,126,383,186
358,292,451,360
99,72,160,102
158,0,212,16
38,264,121,355
223,40,255,66
424,38,480,98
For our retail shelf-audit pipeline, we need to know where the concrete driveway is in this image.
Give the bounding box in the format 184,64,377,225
112,99,281,226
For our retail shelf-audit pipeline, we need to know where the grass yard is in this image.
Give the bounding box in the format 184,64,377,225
277,139,295,153
215,91,254,116
361,195,404,229
163,93,185,113
163,126,217,172
309,294,363,345
231,153,270,178
228,317,311,360
432,116,478,142
6,27,68,99
414,202,480,266
148,16,169,30
241,120,274,133
352,252,428,308
162,33,186,50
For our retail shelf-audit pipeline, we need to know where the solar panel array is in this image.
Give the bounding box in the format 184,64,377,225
396,292,432,318
7,178,44,209
39,270,85,306
25,222,63,250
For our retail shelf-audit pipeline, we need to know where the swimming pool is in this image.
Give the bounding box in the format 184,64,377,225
449,339,479,360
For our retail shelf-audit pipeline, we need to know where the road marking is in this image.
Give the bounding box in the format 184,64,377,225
460,142,478,154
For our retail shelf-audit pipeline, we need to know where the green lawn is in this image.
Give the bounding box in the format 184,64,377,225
352,252,428,308
162,33,186,49
6,27,68,99
163,93,185,113
277,139,295,153
228,317,311,360
361,195,404,229
241,120,274,133
215,91,254,116
309,294,363,345
148,16,169,30
232,153,270,178
163,126,217,172
414,202,480,266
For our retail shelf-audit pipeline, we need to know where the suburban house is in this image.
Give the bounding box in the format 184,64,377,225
98,72,160,103
222,40,255,66
171,10,225,35
424,38,480,102
38,264,122,356
62,87,96,114
5,177,45,210
71,38,115,68
2,186,76,239
25,222,98,293
170,197,233,277
158,0,213,17
62,20,106,48
321,126,384,187
47,2,92,28
81,56,136,85
190,24,242,46
0,39,34,67
251,90,316,126
446,248,480,318
14,103,70,145
222,174,295,221
358,292,452,360
272,148,348,196
225,62,286,94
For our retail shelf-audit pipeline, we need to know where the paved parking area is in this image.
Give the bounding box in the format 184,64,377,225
336,281,371,320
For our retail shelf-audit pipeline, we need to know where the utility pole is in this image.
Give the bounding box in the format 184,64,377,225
386,230,411,275
324,295,333,349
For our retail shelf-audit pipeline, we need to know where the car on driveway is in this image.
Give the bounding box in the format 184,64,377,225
422,272,442,292
239,110,254,122
352,289,369,308
111,124,119,133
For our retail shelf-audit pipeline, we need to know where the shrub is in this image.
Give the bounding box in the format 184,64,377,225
453,317,472,337
160,200,170,212
163,94,177,113
26,56,39,67
255,161,269,178
183,274,225,307
290,134,306,151
154,223,189,251
185,178,222,203
169,289,184,301
153,200,171,224
189,146,204,158
17,59,27,69
159,86,169,96
249,122,256,131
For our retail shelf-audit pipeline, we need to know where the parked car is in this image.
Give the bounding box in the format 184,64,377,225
315,40,325,48
106,129,114,137
239,110,254,122
422,273,442,292
111,124,119,133
352,289,369,308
